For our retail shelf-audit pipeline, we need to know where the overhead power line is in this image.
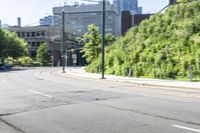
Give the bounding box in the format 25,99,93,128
159,0,176,13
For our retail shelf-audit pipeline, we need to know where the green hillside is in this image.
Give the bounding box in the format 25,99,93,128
86,0,200,80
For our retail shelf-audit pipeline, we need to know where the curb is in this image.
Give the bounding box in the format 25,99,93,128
52,70,200,91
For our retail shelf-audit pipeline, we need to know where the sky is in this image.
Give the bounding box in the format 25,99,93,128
0,0,168,26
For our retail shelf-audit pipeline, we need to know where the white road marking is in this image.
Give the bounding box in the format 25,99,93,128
29,90,52,98
172,125,200,132
1,80,6,83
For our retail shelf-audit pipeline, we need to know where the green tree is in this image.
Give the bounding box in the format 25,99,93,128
81,24,101,64
36,43,51,66
81,25,116,64
105,33,116,45
0,29,28,62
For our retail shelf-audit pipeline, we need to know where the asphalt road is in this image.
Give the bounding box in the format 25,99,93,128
0,67,200,133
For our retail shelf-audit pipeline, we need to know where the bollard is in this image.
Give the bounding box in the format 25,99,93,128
98,66,101,73
57,61,60,67
128,68,132,77
189,66,193,82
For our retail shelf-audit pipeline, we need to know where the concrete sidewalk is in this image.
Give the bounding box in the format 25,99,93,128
58,67,200,89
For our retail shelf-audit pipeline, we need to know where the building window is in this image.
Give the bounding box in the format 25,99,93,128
32,32,35,37
37,42,40,47
21,32,25,37
27,32,30,37
32,42,35,47
37,32,40,36
41,31,45,36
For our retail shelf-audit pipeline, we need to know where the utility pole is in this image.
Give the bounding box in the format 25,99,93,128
62,9,66,73
101,0,106,79
81,0,106,79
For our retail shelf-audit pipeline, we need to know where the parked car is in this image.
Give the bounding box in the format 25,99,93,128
0,64,13,70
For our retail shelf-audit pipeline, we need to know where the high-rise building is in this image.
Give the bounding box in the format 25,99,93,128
113,0,142,35
17,17,21,27
113,0,142,14
53,2,118,35
40,15,54,26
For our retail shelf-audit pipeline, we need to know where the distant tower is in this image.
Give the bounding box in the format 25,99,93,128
113,0,142,35
39,15,54,26
113,0,142,14
17,17,21,27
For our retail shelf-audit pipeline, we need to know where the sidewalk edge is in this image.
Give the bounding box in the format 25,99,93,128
53,70,200,90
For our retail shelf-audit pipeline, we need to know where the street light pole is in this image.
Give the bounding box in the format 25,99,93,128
62,9,66,73
101,0,105,79
82,0,106,79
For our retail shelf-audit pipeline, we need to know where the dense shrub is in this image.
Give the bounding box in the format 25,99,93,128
18,56,33,67
87,1,200,80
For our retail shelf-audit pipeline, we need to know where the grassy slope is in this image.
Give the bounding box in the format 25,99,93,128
86,0,200,80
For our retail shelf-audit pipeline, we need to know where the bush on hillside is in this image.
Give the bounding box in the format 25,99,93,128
86,0,200,80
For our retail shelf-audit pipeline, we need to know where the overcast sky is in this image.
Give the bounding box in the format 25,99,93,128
0,0,168,26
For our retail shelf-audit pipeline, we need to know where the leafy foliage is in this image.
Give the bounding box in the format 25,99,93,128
0,29,28,61
4,57,15,65
81,24,116,64
87,1,200,80
81,24,101,64
18,56,33,66
36,43,51,65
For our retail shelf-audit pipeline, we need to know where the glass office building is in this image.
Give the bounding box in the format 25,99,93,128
40,15,54,26
113,0,142,14
53,2,118,36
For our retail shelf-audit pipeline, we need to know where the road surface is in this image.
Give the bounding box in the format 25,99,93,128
0,67,200,133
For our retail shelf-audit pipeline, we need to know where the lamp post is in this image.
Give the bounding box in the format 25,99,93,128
82,0,106,79
62,9,66,73
101,0,105,79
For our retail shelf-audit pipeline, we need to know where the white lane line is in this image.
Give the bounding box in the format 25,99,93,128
1,80,6,83
172,125,200,132
29,90,52,98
